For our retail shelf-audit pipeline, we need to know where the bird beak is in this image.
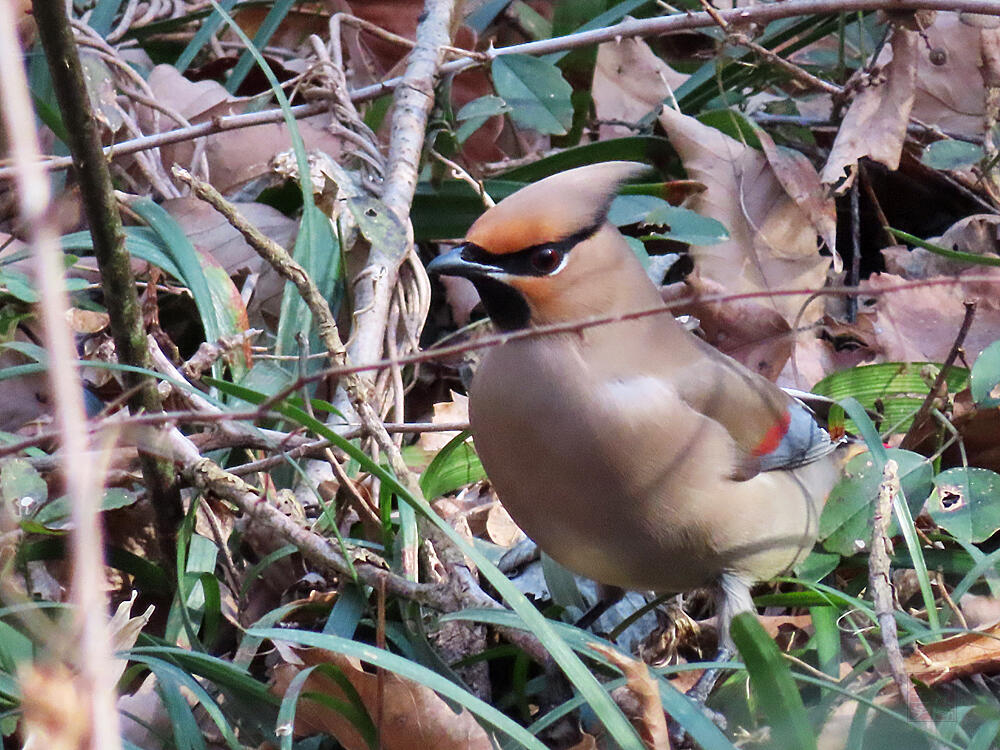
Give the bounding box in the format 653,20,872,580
426,244,503,280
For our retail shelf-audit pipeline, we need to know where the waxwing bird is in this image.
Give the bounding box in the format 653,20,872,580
426,161,842,660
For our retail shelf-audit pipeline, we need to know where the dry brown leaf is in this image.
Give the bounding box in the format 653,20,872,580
821,28,918,190
903,622,1000,686
137,65,344,195
756,129,837,257
910,12,990,137
909,388,1000,473
589,643,669,750
593,38,687,139
162,196,295,328
662,276,793,381
271,647,492,750
960,593,1000,629
485,501,525,547
658,105,833,324
858,272,1000,363
417,390,469,453
65,308,109,334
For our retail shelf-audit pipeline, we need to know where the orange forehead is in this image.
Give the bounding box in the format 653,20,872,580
464,161,648,255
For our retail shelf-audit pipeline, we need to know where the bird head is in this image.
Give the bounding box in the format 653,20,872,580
427,161,652,330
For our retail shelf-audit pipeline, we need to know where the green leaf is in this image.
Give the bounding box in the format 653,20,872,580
455,95,513,142
921,139,984,170
0,459,47,515
0,270,38,304
275,206,339,360
819,449,933,557
456,94,512,121
347,196,407,264
32,488,138,529
697,109,761,149
971,340,1000,407
928,467,1000,544
492,55,573,135
419,431,485,500
277,664,377,750
130,199,248,375
812,362,969,434
730,612,817,750
62,227,184,280
645,203,730,245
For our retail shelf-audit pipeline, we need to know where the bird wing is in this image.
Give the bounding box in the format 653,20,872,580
667,337,834,480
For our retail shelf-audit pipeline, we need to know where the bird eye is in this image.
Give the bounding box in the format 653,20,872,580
530,246,563,274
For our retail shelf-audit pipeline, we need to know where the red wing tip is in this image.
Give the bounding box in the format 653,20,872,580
751,410,792,457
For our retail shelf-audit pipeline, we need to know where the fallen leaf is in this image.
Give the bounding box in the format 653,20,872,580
162,196,296,328
417,390,469,453
960,593,1000,629
858,272,1000,363
589,643,670,750
658,105,833,324
137,65,345,195
903,622,1000,686
271,647,493,750
757,128,837,258
593,37,687,139
485,501,525,547
821,28,918,190
910,12,991,138
662,276,794,381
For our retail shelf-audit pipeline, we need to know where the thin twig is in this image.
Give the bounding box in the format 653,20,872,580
868,460,940,740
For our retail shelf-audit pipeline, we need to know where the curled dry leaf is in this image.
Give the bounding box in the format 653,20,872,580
65,308,109,334
588,643,670,750
592,37,687,139
271,647,492,750
821,28,918,190
756,129,837,261
658,105,834,325
485,501,525,548
902,622,1000,687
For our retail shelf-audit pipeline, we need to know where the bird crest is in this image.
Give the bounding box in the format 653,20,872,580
465,161,649,255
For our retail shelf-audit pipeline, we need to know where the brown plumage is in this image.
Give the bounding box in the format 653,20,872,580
427,161,842,651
